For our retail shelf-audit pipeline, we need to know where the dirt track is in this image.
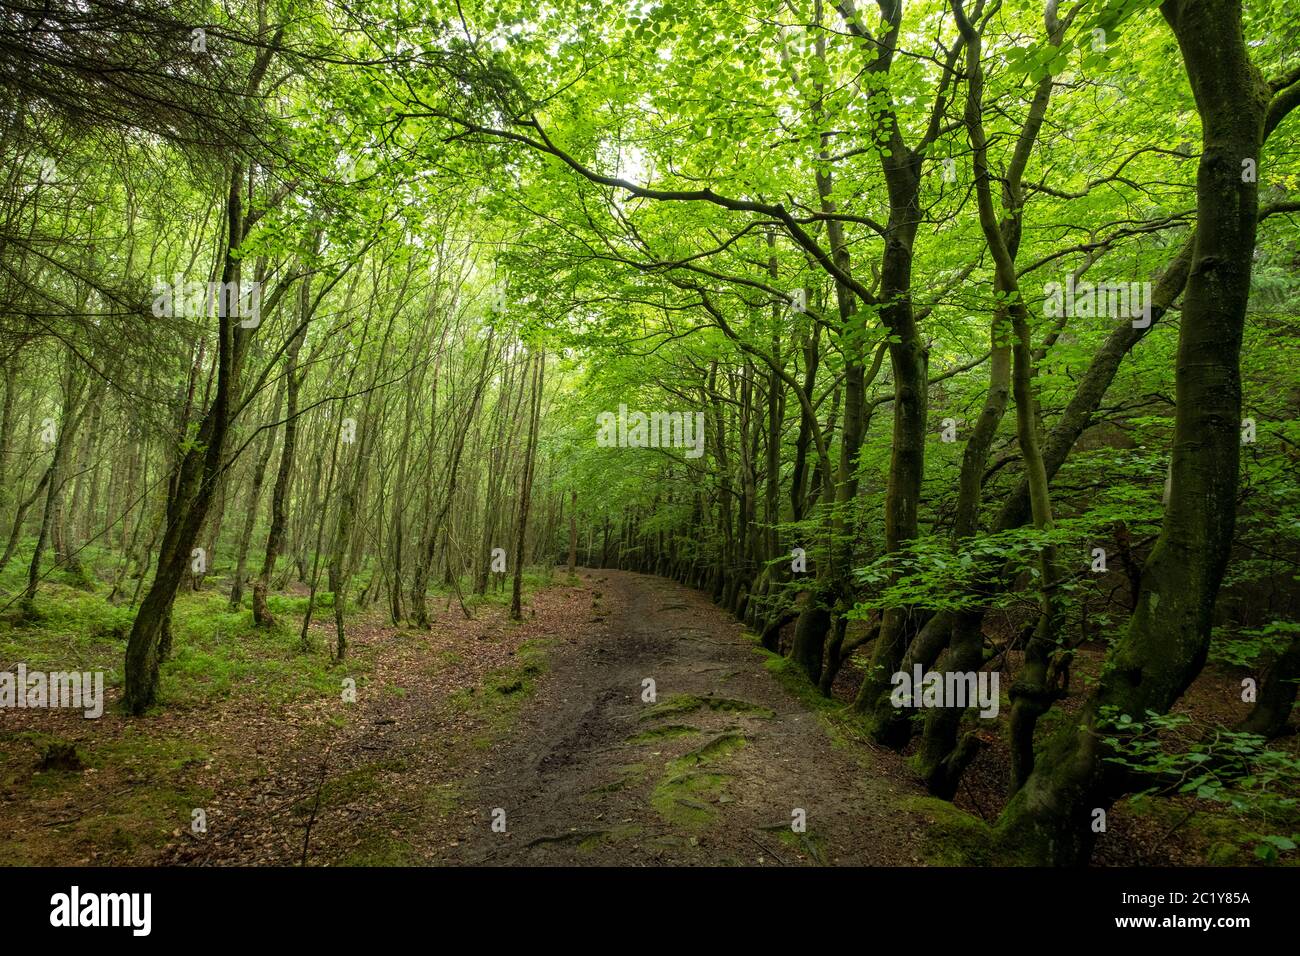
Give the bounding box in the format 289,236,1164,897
444,570,922,865
160,570,925,866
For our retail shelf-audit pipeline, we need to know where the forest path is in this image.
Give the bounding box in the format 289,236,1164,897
163,570,924,866
442,569,922,865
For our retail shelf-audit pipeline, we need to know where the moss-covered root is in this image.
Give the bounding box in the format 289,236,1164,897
904,796,1000,866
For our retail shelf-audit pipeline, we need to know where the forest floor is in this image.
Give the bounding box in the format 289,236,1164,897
0,569,930,865
1,568,1290,866
166,569,928,865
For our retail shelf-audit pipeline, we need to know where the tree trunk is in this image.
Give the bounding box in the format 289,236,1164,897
510,352,544,620
996,0,1268,863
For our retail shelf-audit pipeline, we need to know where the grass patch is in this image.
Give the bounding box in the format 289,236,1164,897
163,593,350,707
462,567,553,612
0,569,372,711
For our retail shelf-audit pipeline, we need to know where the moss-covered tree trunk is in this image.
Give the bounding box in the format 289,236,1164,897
124,162,248,712
853,147,929,727
995,0,1269,864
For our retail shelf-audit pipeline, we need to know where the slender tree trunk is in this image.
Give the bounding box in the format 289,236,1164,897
567,488,577,572
231,380,283,608
253,299,308,627
510,353,544,620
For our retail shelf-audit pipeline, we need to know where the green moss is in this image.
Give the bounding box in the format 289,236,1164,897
462,568,552,610
649,732,748,829
651,770,730,828
628,724,700,744
757,647,836,712
778,826,828,864
339,834,420,866
751,642,873,753
293,757,410,815
1124,792,1300,866
678,731,747,765
1206,841,1245,865
448,638,551,748
640,692,773,721
587,763,649,795
423,781,462,815
0,576,377,711
577,824,642,853
902,795,999,865
93,728,210,773
0,728,211,865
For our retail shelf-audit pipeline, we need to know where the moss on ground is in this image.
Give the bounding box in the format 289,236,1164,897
587,763,650,795
901,795,999,865
448,638,551,749
639,692,773,721
0,728,211,865
649,732,748,829
628,724,700,744
339,834,421,866
751,640,881,754
1124,792,1300,866
777,826,828,864
577,823,643,853
651,770,732,828
292,756,412,815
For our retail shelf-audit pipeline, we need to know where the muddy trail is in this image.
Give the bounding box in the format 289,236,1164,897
167,571,927,866
444,571,924,865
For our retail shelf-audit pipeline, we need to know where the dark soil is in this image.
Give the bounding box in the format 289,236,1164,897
441,570,925,865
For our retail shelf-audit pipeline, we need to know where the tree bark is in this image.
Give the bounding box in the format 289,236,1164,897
996,0,1269,863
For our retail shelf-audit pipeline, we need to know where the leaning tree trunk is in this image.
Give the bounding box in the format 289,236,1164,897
123,157,253,713
995,0,1269,864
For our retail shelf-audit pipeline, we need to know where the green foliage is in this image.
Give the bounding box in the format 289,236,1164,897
1100,708,1300,863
